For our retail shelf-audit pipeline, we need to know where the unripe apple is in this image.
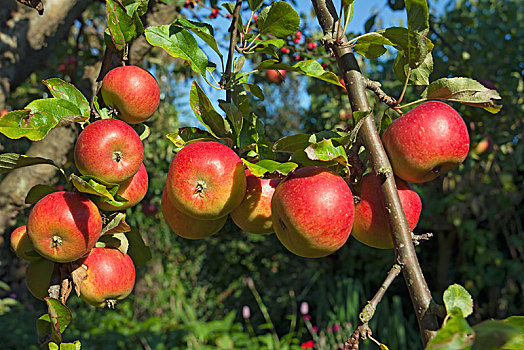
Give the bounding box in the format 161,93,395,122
27,191,102,263
231,171,281,234
77,247,135,308
271,166,354,258
166,141,246,219
96,163,148,211
161,188,226,239
74,118,144,184
266,70,287,84
10,225,40,261
25,258,55,300
352,174,422,249
382,101,470,183
101,66,160,124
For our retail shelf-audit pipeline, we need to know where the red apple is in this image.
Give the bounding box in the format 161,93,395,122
74,118,144,183
101,65,160,124
96,163,148,211
27,191,102,263
0,109,8,117
382,101,470,183
10,225,40,261
161,188,226,239
231,171,281,234
166,141,246,219
25,258,55,300
271,166,354,258
352,174,422,249
266,70,287,84
77,247,135,308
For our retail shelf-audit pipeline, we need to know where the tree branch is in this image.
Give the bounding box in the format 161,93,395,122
221,0,243,103
311,0,438,345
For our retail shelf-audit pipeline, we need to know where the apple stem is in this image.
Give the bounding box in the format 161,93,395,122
312,0,438,346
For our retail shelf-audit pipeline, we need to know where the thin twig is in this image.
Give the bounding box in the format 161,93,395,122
397,67,411,105
412,232,434,246
363,77,397,107
221,0,243,102
345,264,402,350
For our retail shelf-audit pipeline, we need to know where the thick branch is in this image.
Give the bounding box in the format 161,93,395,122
311,0,438,345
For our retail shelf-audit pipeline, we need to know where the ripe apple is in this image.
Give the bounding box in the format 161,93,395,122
96,163,148,211
271,166,354,258
166,141,246,219
74,118,144,184
352,174,422,249
1,109,8,117
25,258,55,300
266,69,287,84
231,171,281,234
161,188,227,239
10,225,40,261
101,65,160,124
27,191,102,263
382,101,470,183
77,247,135,308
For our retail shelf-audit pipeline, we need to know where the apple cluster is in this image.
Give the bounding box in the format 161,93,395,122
161,101,469,257
10,65,160,307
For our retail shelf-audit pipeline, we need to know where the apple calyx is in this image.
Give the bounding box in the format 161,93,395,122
194,180,207,197
112,151,123,163
51,235,63,247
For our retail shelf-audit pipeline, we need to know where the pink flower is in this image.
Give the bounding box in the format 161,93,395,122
312,326,318,332
242,305,250,319
303,315,311,321
300,301,309,315
333,324,341,331
301,340,314,349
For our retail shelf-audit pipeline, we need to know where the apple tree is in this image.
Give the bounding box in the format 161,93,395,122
0,0,522,349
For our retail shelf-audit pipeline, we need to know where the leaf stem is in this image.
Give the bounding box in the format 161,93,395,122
397,67,411,105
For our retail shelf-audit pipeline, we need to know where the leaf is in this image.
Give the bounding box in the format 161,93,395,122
502,316,524,349
473,319,522,350
49,341,81,350
426,310,474,350
405,0,430,68
45,298,73,343
97,232,130,255
243,83,264,100
43,78,90,117
101,213,131,235
106,0,142,51
166,127,216,152
354,33,390,59
171,18,223,61
342,0,355,28
304,139,348,166
421,77,502,113
25,184,58,204
255,59,343,87
136,123,150,141
258,1,300,38
394,51,433,85
125,228,152,266
70,174,117,200
0,98,82,141
145,25,209,74
189,81,232,137
364,14,377,33
242,159,297,177
443,284,474,318
247,0,264,12
0,153,62,175
273,131,341,152
218,101,243,143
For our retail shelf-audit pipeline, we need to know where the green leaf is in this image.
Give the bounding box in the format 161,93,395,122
354,33,390,59
45,298,73,343
394,51,433,85
243,83,264,100
70,174,117,200
342,0,355,28
258,1,300,38
171,18,223,61
238,113,260,150
166,127,216,152
97,232,130,255
273,131,341,152
37,314,53,344
125,227,152,266
443,284,474,318
426,310,474,350
0,98,82,141
49,341,81,350
0,153,62,175
242,159,297,177
25,184,58,204
106,0,135,51
473,319,522,350
304,139,348,166
255,59,343,86
247,0,264,12
218,101,243,143
421,77,502,113
405,0,430,68
502,317,524,349
364,14,377,33
136,123,150,141
145,25,209,74
189,80,232,137
43,78,90,117
101,212,131,235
